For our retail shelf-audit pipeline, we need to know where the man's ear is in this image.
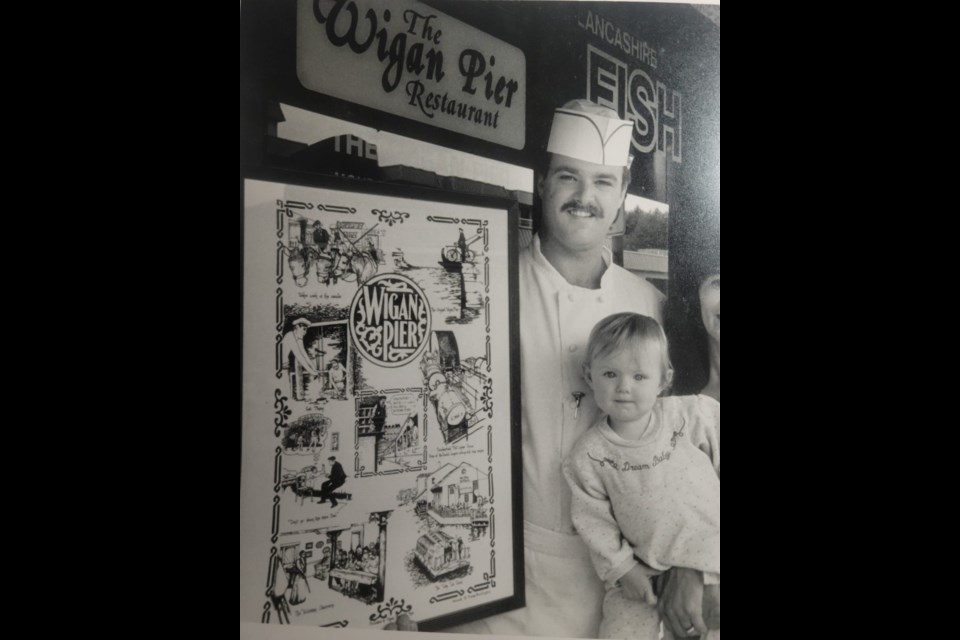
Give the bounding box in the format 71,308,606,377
536,173,545,200
614,180,629,223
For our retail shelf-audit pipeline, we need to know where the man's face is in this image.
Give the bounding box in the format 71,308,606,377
699,273,720,344
538,153,627,254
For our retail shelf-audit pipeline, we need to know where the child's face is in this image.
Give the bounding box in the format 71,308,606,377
585,339,664,428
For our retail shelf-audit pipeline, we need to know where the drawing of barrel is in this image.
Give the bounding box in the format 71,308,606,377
437,388,469,427
422,357,446,392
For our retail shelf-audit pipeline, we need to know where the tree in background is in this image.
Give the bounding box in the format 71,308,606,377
623,206,668,251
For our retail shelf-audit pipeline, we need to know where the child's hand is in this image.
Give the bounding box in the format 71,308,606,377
619,564,658,606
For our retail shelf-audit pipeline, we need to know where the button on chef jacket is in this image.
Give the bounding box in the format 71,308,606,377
519,234,665,536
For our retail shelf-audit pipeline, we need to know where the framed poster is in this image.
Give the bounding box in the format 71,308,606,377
239,170,523,631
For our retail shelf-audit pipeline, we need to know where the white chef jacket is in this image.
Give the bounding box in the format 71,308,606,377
447,235,664,637
520,234,664,536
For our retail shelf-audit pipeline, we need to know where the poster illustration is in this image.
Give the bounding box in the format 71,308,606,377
240,176,522,630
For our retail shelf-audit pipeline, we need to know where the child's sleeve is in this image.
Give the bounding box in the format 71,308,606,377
562,443,638,585
690,395,720,477
686,395,721,582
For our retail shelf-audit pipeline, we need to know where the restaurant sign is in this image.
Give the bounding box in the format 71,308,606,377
577,8,681,165
297,0,526,150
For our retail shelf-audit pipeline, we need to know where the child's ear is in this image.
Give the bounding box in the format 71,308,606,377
582,362,593,389
660,368,674,394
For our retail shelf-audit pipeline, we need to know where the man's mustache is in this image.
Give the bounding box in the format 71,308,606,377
561,200,603,217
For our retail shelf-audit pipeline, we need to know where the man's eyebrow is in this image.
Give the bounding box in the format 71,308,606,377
594,172,619,181
550,165,619,182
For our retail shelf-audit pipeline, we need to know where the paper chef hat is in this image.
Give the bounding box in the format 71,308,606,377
546,99,634,167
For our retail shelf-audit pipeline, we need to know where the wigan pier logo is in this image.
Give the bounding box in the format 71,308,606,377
350,273,431,367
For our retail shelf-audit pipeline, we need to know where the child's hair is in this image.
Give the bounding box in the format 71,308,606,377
584,312,674,390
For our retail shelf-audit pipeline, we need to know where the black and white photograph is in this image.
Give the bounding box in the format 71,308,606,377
241,1,719,638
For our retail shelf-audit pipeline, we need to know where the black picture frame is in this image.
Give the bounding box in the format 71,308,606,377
240,166,525,631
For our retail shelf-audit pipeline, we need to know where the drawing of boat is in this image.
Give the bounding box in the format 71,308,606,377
438,229,481,273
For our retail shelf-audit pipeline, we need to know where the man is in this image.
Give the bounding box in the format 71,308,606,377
318,455,346,507
317,548,330,579
312,220,330,253
328,359,346,398
281,318,318,400
447,100,664,638
391,101,707,637
457,227,468,262
372,396,387,433
326,227,347,285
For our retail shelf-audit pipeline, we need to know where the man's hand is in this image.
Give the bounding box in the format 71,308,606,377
619,564,658,605
383,614,418,631
703,584,720,630
656,567,707,637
